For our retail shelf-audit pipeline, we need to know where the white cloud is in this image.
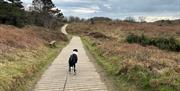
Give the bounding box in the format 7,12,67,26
60,5,101,14
103,4,112,9
21,0,180,20
21,0,32,4
70,7,100,14
22,0,85,4
23,4,33,11
90,5,100,10
52,0,89,3
145,16,180,22
73,8,95,14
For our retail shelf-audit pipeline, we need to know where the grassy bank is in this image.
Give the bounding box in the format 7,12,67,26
0,42,67,91
0,24,68,91
82,36,138,91
82,36,180,91
67,22,180,91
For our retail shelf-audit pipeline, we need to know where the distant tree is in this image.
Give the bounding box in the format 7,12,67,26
124,16,136,23
49,8,63,18
138,16,146,23
32,0,54,12
41,0,54,11
0,0,64,28
0,0,24,26
62,17,68,22
74,16,81,22
32,0,43,11
90,18,95,24
67,16,86,22
80,18,86,22
31,0,63,29
56,12,63,18
32,0,63,17
90,17,112,21
0,0,3,3
0,0,24,16
7,0,23,9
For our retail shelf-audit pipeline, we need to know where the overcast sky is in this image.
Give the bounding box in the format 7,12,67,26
22,0,180,21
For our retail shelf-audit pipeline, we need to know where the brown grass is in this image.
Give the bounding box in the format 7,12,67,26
0,24,67,91
67,21,180,90
0,24,67,54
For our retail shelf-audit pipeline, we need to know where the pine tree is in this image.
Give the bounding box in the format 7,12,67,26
42,0,54,11
32,0,54,12
8,0,23,8
0,0,24,26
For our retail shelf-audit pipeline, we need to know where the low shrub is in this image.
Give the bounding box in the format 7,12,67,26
88,32,109,39
126,33,180,52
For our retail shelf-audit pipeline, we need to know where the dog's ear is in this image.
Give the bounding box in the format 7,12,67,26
73,49,78,52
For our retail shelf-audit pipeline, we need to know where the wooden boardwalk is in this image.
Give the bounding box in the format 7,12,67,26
32,25,108,91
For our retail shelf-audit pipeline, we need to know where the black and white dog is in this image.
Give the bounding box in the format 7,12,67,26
68,49,78,74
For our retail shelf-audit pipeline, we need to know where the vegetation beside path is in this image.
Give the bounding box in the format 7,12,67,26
82,37,138,91
67,21,180,91
0,25,68,91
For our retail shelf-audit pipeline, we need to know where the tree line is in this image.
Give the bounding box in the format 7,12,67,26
0,0,64,29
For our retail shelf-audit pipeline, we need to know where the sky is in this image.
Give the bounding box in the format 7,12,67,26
22,0,180,22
